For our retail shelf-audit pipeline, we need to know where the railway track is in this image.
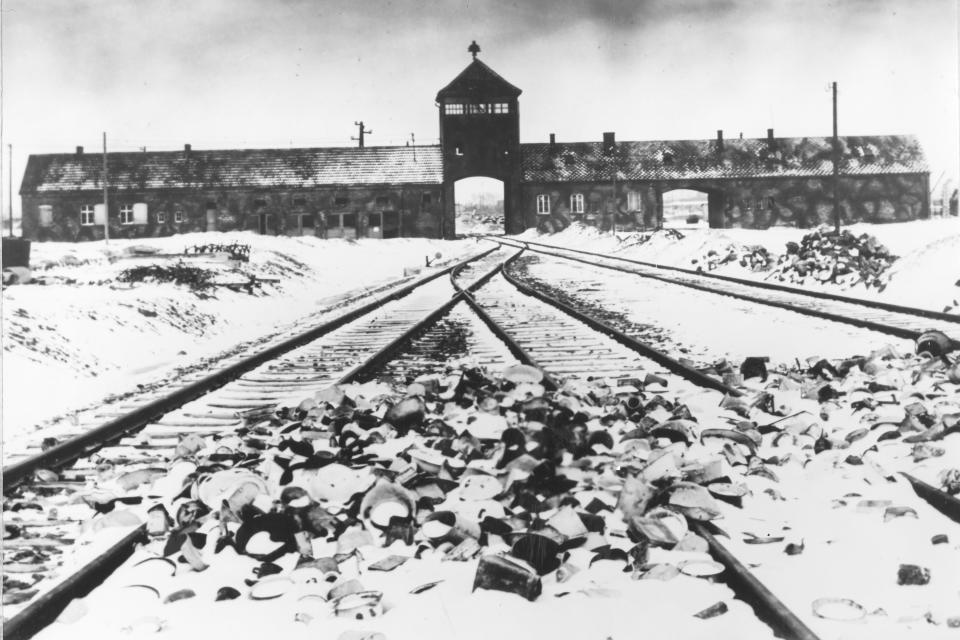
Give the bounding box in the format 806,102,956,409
493,236,960,344
4,241,958,640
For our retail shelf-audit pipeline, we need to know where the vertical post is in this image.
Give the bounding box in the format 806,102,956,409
7,144,13,236
103,132,110,243
832,81,840,235
611,165,617,235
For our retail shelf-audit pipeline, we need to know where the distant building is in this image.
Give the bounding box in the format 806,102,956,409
19,44,929,241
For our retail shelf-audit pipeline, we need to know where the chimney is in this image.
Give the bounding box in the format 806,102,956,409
716,130,724,153
767,128,774,143
549,133,557,154
75,146,84,156
184,143,192,156
603,131,616,153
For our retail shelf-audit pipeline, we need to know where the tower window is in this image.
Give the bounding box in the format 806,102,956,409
536,194,550,215
492,103,509,114
445,103,464,115
570,193,584,214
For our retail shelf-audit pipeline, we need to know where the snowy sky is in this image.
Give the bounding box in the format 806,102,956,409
1,0,958,216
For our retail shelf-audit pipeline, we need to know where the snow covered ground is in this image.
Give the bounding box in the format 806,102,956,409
515,218,960,314
1,232,479,438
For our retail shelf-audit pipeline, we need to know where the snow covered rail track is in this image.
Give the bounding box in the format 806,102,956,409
2,248,502,489
2,249,518,638
459,255,822,639
493,237,960,344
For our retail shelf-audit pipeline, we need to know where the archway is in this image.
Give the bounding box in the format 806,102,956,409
454,177,505,236
661,189,710,229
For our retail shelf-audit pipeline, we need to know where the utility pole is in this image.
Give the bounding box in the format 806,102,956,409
351,121,372,148
831,81,840,235
7,144,13,236
103,132,110,243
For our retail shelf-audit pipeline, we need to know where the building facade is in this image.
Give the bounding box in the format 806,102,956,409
20,47,929,241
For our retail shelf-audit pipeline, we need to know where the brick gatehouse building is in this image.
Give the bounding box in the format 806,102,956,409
19,44,929,241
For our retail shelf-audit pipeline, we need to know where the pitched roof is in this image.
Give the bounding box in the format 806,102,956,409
520,135,927,183
21,145,443,194
435,59,522,102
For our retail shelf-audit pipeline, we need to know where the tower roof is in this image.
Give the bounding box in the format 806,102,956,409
435,58,522,102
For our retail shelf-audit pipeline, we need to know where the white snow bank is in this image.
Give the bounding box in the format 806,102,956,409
514,219,960,313
2,232,481,436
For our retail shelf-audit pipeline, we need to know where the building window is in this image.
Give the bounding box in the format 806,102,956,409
293,197,307,208
120,204,135,224
335,196,348,207
767,197,776,209
39,205,53,227
570,193,584,214
492,103,509,114
174,209,184,223
157,211,167,224
375,196,389,207
421,192,432,206
536,194,550,215
627,191,643,212
254,199,267,209
445,103,464,115
80,205,95,226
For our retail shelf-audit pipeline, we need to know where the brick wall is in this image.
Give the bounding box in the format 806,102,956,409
519,172,929,231
21,184,444,241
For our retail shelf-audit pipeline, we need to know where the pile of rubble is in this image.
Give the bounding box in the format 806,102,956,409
693,245,774,273
768,228,898,289
4,342,960,638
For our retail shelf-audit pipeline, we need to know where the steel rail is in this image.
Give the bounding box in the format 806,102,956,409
3,525,148,640
902,473,960,523
2,249,515,639
449,261,560,391
691,523,820,640
498,250,743,397
499,238,941,342
3,247,500,490
454,262,819,640
495,235,959,324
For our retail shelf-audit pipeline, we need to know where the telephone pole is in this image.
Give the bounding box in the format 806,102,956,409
351,121,372,148
103,132,110,243
831,81,840,235
7,144,13,236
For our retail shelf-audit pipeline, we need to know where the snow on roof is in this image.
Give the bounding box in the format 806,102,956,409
20,145,443,194
435,58,522,102
520,135,928,183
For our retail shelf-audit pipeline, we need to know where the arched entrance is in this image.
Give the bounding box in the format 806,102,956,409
662,189,709,229
454,177,505,236
658,186,726,229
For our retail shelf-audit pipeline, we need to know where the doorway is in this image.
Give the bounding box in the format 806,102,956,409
454,177,505,236
661,189,710,229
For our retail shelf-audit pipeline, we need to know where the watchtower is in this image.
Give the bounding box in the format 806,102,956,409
436,41,523,236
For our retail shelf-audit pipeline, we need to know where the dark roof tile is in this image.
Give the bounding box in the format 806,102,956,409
21,145,442,194
520,135,927,182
